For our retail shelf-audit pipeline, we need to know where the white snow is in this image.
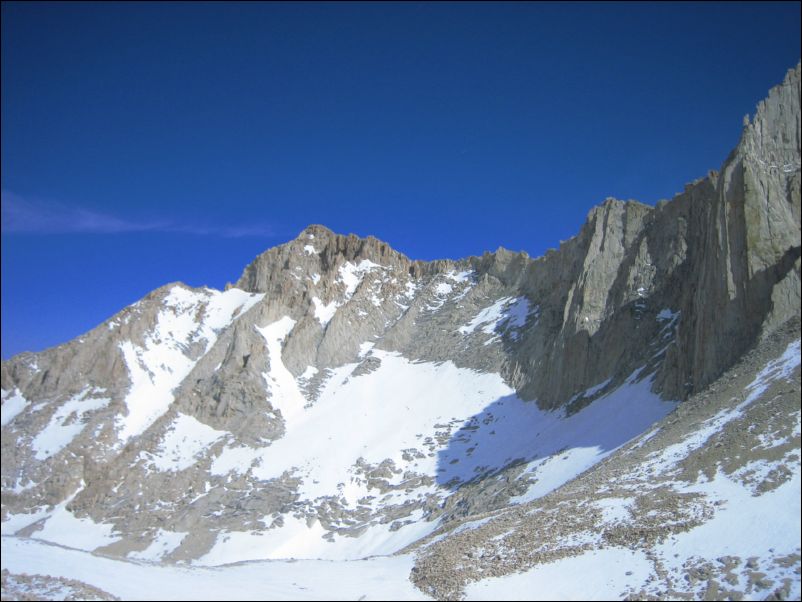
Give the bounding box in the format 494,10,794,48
508,369,675,504
467,341,802,601
370,292,384,307
339,260,382,298
202,287,264,330
199,510,438,565
312,297,339,326
746,338,800,399
116,286,263,445
248,349,513,501
8,478,36,494
502,297,531,330
421,516,494,549
31,484,120,552
644,339,800,473
31,389,111,460
198,515,328,564
303,244,317,255
2,320,797,599
425,280,460,312
458,297,534,340
202,325,675,563
202,346,518,561
434,282,453,296
584,376,612,397
310,273,321,285
656,308,678,321
459,298,511,335
299,366,319,380
593,497,633,524
211,444,261,476
566,376,612,405
256,317,307,424
445,270,474,283
147,413,226,472
652,468,801,599
128,529,188,562
1,538,428,601
116,338,195,445
1,388,29,427
657,463,802,564
630,427,660,449
465,546,653,601
1,507,50,535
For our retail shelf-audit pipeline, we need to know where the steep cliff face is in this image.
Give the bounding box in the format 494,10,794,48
1,63,799,566
499,63,801,406
667,63,801,399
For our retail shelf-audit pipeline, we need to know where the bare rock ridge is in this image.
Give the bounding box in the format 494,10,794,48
1,63,799,570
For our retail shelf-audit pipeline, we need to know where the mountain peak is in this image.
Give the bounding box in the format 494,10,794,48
235,224,414,294
296,223,335,240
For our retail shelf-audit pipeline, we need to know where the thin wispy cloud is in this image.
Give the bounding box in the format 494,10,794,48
1,191,275,238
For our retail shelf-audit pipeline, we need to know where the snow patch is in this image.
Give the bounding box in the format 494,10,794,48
1,538,427,601
211,445,262,476
1,507,50,536
312,297,338,326
458,296,535,339
256,317,307,424
148,413,227,472
445,270,474,283
644,339,800,472
656,308,679,321
434,282,453,296
33,485,120,552
338,260,382,298
31,389,110,460
128,529,188,562
594,497,633,524
465,546,653,601
508,369,676,504
654,469,801,594
1,388,29,427
299,366,319,380
116,286,263,445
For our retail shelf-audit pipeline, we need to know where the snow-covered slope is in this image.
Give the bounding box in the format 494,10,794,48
2,306,677,564
1,537,427,601
413,328,801,600
2,327,798,601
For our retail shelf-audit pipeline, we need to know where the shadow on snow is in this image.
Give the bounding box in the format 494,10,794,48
434,375,675,492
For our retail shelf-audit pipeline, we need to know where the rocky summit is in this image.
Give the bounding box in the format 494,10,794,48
1,64,800,601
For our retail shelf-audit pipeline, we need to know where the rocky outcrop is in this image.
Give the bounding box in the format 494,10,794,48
486,63,801,405
667,63,801,398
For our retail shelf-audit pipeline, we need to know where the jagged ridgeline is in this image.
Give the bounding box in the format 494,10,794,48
1,63,799,573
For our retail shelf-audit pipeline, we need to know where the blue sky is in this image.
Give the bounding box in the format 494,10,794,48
2,2,800,358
